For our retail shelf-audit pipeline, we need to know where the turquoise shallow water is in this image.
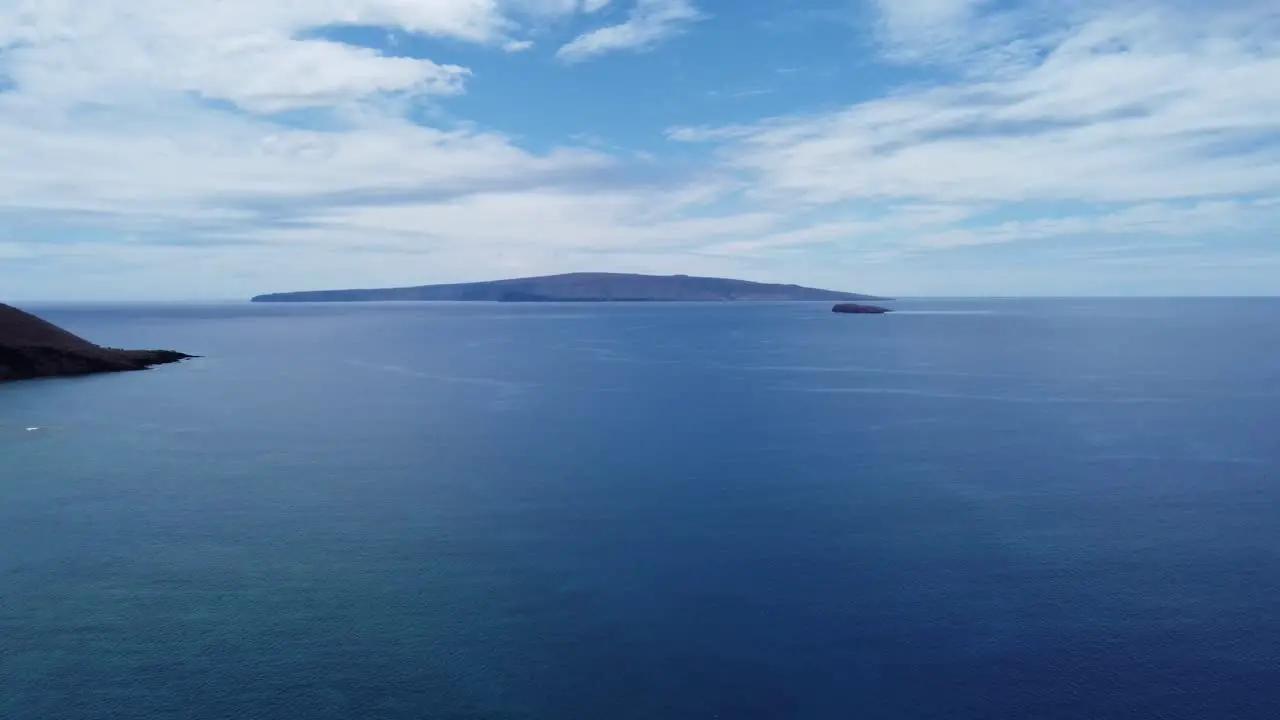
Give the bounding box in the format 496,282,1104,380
2,299,1279,719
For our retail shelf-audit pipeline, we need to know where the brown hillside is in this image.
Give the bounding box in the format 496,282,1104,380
0,304,191,382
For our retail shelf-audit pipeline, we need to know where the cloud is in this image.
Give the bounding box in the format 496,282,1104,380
240,191,784,257
556,0,703,62
0,1,728,268
910,201,1280,250
0,1,515,114
873,0,998,59
654,0,1280,281
670,1,1280,246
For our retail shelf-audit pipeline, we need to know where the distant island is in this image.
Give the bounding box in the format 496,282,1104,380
0,303,191,383
251,272,888,303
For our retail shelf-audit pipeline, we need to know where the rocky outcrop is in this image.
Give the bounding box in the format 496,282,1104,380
0,304,192,382
832,303,891,314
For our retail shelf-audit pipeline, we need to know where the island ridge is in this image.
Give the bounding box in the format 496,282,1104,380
252,272,888,303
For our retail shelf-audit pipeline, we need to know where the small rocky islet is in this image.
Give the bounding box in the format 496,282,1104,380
0,303,191,383
832,302,892,314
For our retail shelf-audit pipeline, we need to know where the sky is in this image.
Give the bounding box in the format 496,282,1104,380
1,0,1278,300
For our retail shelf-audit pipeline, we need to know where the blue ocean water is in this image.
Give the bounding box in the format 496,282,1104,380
2,299,1278,719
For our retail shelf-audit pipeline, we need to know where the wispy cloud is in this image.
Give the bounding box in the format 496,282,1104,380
0,1,515,114
670,0,1280,257
708,88,775,100
871,0,1019,63
556,0,703,62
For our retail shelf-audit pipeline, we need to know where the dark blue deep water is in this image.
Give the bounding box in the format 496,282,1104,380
2,299,1278,719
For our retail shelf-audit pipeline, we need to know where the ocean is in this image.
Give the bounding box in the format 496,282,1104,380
2,299,1278,719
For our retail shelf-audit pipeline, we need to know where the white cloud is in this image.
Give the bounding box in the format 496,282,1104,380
556,0,702,62
873,0,999,60
910,201,1280,250
583,0,615,12
0,1,515,113
239,191,783,257
0,0,692,214
675,3,1280,210
656,0,1280,276
190,40,471,113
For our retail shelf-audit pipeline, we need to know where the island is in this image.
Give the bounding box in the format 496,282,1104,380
251,272,888,303
832,303,892,314
1,303,192,383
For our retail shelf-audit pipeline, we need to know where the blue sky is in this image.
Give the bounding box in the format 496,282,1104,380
1,0,1278,300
